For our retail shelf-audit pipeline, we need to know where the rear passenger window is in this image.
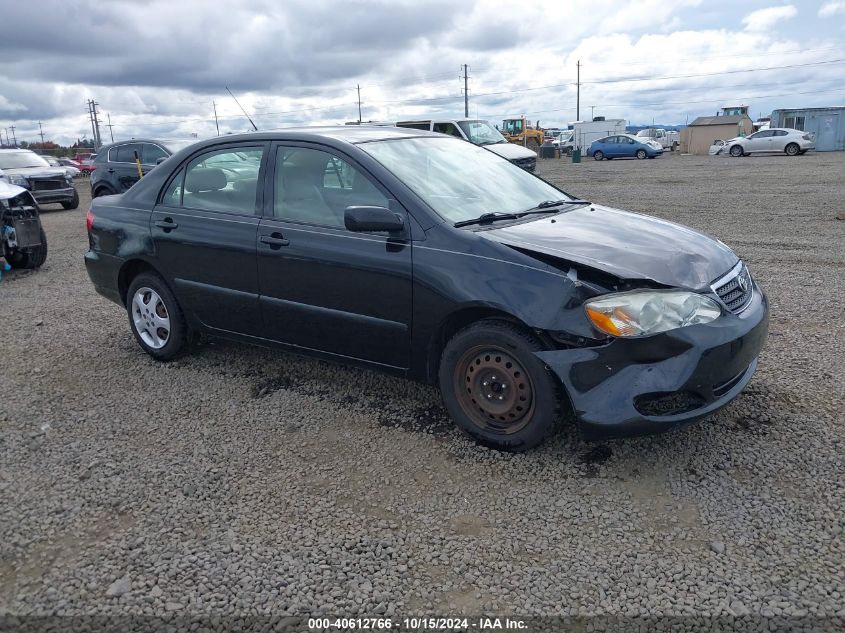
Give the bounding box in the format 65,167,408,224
275,147,389,228
111,143,142,163
182,147,263,215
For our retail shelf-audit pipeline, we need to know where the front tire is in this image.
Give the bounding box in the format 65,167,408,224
126,272,188,361
61,189,79,210
785,143,800,156
729,145,744,157
636,149,647,159
438,319,561,451
593,150,604,161
7,228,48,269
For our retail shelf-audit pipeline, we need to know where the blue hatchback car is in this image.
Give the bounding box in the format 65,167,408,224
588,134,663,160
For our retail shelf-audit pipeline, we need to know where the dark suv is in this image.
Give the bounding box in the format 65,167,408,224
90,139,195,197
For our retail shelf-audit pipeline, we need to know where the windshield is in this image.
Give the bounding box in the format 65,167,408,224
457,120,507,145
360,137,570,224
0,151,50,169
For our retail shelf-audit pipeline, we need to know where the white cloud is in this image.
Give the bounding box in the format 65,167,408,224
819,1,845,16
742,5,798,31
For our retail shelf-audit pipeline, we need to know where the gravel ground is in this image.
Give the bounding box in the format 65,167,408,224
1,153,843,631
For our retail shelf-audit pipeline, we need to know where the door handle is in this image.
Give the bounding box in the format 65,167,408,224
107,168,115,173
260,233,290,248
155,218,178,230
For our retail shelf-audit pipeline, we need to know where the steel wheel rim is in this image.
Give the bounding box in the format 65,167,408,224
132,287,170,349
454,345,535,435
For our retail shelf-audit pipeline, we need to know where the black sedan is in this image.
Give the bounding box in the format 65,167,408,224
84,127,768,451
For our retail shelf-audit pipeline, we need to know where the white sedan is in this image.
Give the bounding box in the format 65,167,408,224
718,128,815,157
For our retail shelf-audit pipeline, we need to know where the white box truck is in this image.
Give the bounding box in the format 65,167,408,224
570,119,627,152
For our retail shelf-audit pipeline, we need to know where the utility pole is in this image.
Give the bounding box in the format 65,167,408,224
91,100,102,147
9,125,17,147
590,105,595,120
462,64,469,118
357,85,362,124
38,122,45,144
87,100,97,147
576,60,581,121
212,101,220,136
106,113,115,142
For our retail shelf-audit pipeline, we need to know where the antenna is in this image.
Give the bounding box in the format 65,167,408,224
225,86,258,131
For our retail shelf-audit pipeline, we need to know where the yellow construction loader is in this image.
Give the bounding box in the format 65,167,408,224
500,117,544,149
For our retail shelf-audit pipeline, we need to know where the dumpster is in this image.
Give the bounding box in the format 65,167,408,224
572,148,581,163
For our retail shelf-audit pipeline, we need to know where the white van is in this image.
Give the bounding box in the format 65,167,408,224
396,119,537,172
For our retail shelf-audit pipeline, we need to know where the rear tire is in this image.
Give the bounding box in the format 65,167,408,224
126,272,189,361
785,143,800,156
7,228,48,269
92,185,115,198
636,149,647,159
438,319,561,451
593,150,604,161
61,189,79,210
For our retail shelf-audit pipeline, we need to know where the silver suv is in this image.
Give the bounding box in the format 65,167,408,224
0,149,78,209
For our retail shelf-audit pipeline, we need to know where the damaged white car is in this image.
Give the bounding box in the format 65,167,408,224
1,181,48,270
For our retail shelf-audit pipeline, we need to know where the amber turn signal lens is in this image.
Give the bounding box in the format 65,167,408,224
585,306,621,336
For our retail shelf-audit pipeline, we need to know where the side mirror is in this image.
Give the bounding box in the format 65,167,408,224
344,206,404,233
156,157,168,165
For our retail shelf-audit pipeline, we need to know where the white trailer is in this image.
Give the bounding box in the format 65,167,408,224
571,119,627,151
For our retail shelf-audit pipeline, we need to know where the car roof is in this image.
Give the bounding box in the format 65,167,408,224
203,126,442,145
0,148,37,153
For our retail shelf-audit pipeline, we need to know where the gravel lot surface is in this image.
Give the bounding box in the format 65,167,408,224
1,153,843,630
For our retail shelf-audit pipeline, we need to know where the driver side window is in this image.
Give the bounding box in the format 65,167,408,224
274,147,389,228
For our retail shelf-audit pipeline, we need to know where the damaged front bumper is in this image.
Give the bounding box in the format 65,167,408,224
30,186,75,205
536,282,769,439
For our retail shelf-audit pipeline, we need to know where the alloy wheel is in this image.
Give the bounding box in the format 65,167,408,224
132,287,171,349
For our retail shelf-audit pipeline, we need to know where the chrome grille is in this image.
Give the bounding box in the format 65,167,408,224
711,262,753,313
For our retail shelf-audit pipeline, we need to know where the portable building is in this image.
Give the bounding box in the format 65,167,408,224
680,114,754,155
770,107,845,151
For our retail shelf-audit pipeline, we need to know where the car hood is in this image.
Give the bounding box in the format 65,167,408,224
0,181,28,199
482,142,537,160
2,166,67,178
480,204,739,290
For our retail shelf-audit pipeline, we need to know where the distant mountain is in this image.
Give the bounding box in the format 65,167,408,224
626,124,686,132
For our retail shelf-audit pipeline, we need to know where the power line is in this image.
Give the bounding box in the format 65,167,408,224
480,86,845,119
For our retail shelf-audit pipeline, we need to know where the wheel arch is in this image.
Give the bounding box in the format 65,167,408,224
117,259,166,306
425,306,548,384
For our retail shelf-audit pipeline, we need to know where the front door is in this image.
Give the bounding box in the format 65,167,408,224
257,143,413,369
151,143,267,335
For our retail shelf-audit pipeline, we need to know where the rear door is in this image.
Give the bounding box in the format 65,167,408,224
151,142,267,335
256,142,413,369
108,143,144,191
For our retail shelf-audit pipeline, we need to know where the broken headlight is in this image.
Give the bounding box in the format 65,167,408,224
6,174,28,188
584,290,721,337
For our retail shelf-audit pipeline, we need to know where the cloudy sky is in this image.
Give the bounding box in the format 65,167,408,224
2,0,844,146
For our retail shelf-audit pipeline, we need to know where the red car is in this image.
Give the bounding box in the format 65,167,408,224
62,157,95,175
